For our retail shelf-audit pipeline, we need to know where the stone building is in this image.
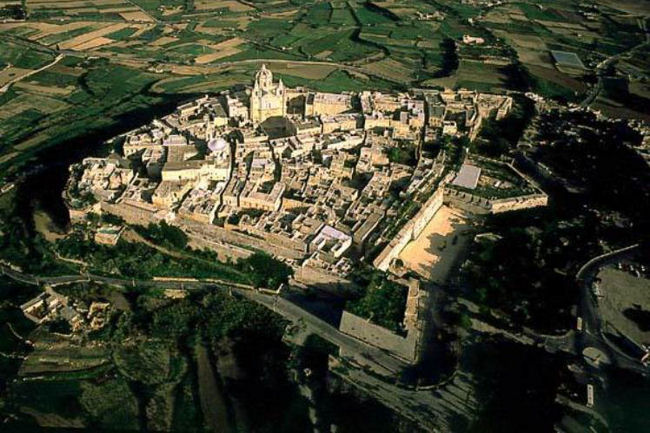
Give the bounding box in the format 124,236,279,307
250,64,286,123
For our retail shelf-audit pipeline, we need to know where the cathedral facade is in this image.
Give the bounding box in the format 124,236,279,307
250,64,286,124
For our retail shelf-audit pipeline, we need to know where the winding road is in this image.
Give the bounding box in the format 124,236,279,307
574,244,648,376
0,53,64,94
579,39,650,109
0,262,408,375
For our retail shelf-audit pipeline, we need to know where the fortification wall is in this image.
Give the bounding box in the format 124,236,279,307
281,198,307,211
339,311,417,362
373,223,413,271
491,194,548,213
68,206,91,224
186,235,253,262
245,226,308,253
101,201,304,259
443,188,492,214
444,187,547,214
178,217,305,260
373,186,445,271
100,201,160,226
412,187,445,239
294,265,354,291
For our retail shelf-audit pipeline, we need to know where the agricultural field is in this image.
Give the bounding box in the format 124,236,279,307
26,0,152,21
0,271,298,432
0,0,648,175
0,53,166,175
480,0,647,102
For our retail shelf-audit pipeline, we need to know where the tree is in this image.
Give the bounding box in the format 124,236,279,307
237,252,293,289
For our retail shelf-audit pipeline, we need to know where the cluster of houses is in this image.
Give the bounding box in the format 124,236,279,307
66,65,517,282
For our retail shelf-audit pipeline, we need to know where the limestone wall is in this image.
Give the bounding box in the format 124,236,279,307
100,201,160,226
178,217,306,260
444,187,548,214
294,265,353,290
373,186,445,271
412,187,445,239
339,311,417,362
490,194,548,213
186,235,253,262
101,201,304,259
443,188,492,214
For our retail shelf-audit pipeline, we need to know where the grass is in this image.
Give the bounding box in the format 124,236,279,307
80,378,139,430
171,374,202,431
0,41,54,69
25,69,79,88
167,43,215,56
517,3,567,22
0,59,165,180
114,341,179,385
302,1,332,26
330,4,357,26
106,27,138,40
353,2,397,26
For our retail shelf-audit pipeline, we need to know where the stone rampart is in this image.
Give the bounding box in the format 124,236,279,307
178,217,305,260
339,311,417,362
373,186,445,271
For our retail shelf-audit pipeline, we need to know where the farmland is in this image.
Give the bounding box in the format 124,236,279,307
0,0,648,175
0,275,305,431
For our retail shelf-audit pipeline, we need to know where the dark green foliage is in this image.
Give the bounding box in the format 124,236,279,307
0,5,26,20
465,341,565,433
48,318,72,335
347,270,407,332
138,221,188,249
236,252,293,289
387,143,416,166
535,110,647,224
151,301,198,339
55,231,245,282
463,220,588,332
201,291,286,343
100,213,124,226
500,62,533,92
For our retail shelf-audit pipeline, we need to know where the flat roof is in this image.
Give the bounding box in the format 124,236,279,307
452,164,481,189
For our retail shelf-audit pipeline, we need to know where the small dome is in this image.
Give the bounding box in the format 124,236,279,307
208,137,228,153
255,64,273,88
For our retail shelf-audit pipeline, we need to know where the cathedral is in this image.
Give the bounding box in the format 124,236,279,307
250,64,286,124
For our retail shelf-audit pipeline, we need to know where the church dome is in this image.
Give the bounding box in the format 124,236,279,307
255,64,273,88
208,137,228,153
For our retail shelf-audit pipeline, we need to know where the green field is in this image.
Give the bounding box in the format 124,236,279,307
0,0,647,175
0,40,54,69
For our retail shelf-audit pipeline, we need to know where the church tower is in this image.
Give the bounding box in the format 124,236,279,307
250,64,286,124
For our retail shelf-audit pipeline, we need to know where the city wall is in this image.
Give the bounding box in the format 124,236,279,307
100,201,160,226
373,161,548,271
178,217,306,260
443,188,548,214
491,194,548,213
373,185,445,271
186,235,253,262
100,201,305,260
339,311,417,363
294,265,354,291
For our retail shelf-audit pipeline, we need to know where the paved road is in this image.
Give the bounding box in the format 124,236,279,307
573,244,648,375
579,40,650,109
0,263,409,375
239,290,409,374
0,53,64,94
